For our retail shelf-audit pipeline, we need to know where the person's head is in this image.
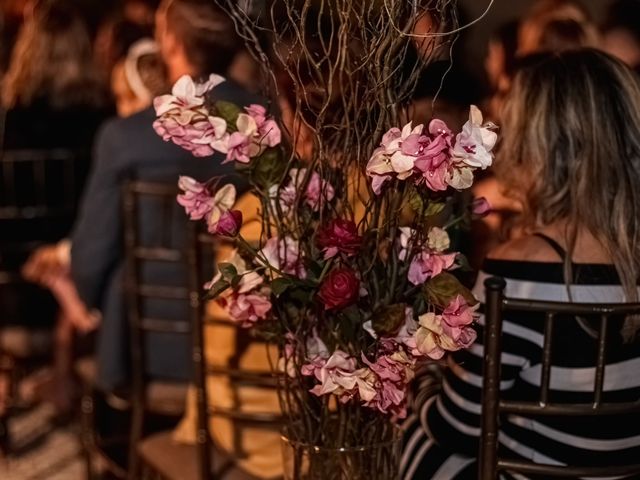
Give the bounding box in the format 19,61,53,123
518,0,596,55
497,49,640,331
111,39,167,117
155,0,239,82
2,0,105,109
485,20,519,90
94,16,153,81
602,0,640,70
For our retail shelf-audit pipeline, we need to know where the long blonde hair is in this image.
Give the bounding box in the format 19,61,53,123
497,49,640,339
2,1,105,109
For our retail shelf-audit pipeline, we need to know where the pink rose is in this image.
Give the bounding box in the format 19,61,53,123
224,293,272,327
316,219,362,259
210,210,242,237
318,267,360,310
407,251,457,286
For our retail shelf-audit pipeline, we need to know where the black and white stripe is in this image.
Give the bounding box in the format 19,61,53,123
402,260,640,480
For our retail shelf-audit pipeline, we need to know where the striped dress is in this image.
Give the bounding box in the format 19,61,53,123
401,258,640,480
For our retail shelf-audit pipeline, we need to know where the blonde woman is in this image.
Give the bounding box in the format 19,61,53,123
402,49,640,479
2,0,110,149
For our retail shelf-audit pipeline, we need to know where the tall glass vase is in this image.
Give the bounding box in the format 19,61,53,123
281,426,402,480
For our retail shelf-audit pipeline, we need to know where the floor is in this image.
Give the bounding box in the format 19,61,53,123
0,403,85,480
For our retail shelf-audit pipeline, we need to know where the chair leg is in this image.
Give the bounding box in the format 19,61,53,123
128,404,144,480
80,385,97,480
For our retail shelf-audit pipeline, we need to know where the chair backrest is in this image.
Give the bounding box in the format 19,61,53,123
480,276,640,479
187,225,282,480
122,180,193,407
0,148,89,271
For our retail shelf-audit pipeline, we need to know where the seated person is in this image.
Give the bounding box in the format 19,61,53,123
70,0,255,393
21,37,167,413
401,49,640,479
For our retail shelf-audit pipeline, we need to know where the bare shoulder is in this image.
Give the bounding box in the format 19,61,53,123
487,235,562,262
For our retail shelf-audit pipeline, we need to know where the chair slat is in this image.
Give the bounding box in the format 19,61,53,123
539,313,554,406
593,315,609,408
481,277,640,479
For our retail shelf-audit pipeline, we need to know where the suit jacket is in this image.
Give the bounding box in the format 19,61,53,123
71,80,259,391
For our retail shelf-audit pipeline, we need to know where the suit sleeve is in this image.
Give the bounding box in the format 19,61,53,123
70,120,125,310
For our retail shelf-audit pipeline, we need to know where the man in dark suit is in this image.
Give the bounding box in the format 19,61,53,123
71,0,257,391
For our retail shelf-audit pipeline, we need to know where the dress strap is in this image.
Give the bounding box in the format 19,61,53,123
533,232,569,263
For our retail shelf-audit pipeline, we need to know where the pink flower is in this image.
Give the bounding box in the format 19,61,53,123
246,104,281,148
407,251,457,285
203,184,237,234
316,219,362,259
176,176,214,220
224,131,253,164
452,105,497,170
472,197,492,217
260,236,306,278
303,351,374,404
222,107,282,164
415,296,478,359
210,210,242,237
304,170,335,210
153,75,228,157
223,292,272,327
361,351,415,418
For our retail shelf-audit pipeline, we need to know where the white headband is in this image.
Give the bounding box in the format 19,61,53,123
123,38,160,104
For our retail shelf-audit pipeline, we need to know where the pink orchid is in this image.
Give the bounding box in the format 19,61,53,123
452,105,497,170
407,251,457,286
153,75,229,157
303,351,375,404
427,227,450,252
415,296,478,359
446,165,475,190
205,184,237,234
288,168,335,211
361,351,414,418
223,107,282,164
211,210,242,237
260,236,306,278
153,74,224,115
176,176,214,220
245,104,281,148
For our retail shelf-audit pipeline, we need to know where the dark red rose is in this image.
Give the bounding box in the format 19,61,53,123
316,219,363,259
318,267,360,310
211,210,243,237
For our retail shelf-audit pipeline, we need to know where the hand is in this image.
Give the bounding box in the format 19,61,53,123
22,244,68,285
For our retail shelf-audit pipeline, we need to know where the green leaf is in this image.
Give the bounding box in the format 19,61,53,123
204,279,231,300
408,191,446,218
214,101,242,130
425,201,446,217
372,304,407,336
250,148,286,188
424,272,477,308
218,263,238,280
271,277,294,297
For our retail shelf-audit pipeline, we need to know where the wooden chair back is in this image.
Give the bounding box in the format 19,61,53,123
480,276,640,479
187,226,281,480
122,180,194,476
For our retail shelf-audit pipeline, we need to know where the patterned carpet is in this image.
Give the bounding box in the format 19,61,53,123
0,403,85,480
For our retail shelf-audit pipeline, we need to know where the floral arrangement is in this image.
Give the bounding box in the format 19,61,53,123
154,74,496,446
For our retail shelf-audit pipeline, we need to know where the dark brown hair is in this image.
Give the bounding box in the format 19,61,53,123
162,0,239,76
